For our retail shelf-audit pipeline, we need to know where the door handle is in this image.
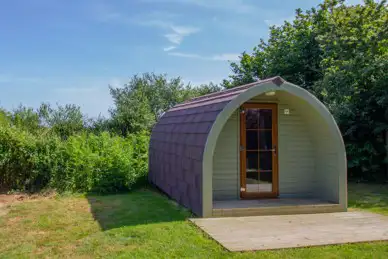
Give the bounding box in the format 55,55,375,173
271,145,277,156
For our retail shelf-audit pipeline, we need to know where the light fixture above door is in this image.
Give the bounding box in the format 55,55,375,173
265,91,276,96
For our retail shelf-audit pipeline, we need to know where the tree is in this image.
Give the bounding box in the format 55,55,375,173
109,73,189,135
223,0,388,181
192,82,222,96
85,115,111,134
9,105,40,133
313,0,388,180
38,103,85,139
109,85,155,135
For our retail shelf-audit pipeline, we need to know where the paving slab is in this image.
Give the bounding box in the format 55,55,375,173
190,211,388,251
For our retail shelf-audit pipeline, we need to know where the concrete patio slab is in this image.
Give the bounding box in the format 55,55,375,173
190,211,388,251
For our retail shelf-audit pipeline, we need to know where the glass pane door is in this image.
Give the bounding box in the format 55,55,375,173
240,104,278,198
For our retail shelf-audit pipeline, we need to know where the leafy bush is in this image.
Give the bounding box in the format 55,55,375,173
50,132,149,193
0,125,149,193
0,126,59,191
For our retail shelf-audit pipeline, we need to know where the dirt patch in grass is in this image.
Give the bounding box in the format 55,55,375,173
0,191,57,217
0,194,26,217
0,194,27,205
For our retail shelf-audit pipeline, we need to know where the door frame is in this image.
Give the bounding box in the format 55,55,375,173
239,103,279,199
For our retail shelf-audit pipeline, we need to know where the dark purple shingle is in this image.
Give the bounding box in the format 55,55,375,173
148,76,282,216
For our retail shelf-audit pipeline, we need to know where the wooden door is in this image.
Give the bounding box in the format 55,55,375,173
240,103,279,198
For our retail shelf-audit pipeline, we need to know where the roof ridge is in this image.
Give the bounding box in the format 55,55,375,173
186,81,259,103
178,76,282,107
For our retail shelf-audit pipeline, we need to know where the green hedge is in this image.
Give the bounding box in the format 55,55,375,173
0,126,149,193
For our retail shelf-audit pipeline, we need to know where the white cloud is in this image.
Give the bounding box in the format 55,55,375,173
90,3,200,48
163,46,177,52
164,33,182,44
171,25,200,35
164,25,200,45
168,52,240,61
133,20,200,46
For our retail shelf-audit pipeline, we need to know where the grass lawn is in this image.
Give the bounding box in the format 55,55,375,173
0,183,388,258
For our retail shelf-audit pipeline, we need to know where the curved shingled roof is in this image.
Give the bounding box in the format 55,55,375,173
148,76,285,215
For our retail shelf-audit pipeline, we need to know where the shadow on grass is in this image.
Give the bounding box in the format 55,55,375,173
86,187,192,230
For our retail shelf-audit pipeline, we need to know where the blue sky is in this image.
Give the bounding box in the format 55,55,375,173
0,0,362,117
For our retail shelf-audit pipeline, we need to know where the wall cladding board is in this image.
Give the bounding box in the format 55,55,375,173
212,111,239,200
